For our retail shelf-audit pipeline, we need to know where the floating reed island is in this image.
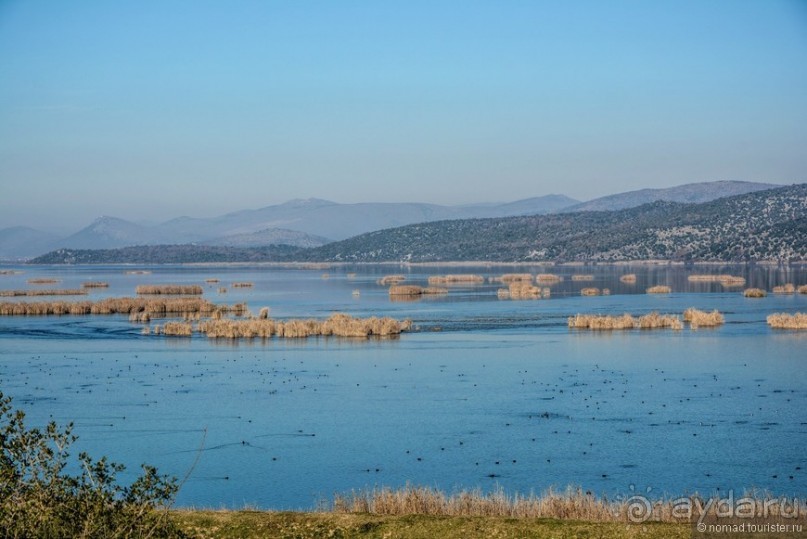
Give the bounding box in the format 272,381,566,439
148,313,411,339
493,273,534,284
767,312,807,329
0,289,87,297
81,281,109,288
27,278,60,284
569,312,683,330
571,274,594,282
135,284,203,295
772,283,795,294
580,287,600,296
743,288,767,298
682,308,724,328
536,273,562,283
497,282,548,300
618,274,636,283
388,285,448,298
204,278,220,283
687,274,746,285
646,285,672,294
0,297,242,317
427,274,484,285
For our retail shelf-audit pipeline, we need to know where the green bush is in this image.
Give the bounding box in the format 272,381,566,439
0,392,187,538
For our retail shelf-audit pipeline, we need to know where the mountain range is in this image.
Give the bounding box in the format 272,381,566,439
0,180,782,260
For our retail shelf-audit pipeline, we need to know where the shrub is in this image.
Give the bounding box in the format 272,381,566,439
0,393,183,538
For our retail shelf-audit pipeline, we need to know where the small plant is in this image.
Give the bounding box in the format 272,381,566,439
0,393,183,538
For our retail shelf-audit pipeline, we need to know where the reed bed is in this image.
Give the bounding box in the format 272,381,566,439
332,486,623,521
388,285,423,296
378,275,406,286
637,312,683,330
0,289,87,297
27,278,60,284
427,274,484,285
743,288,767,298
568,312,682,330
580,287,600,296
772,283,795,294
231,282,253,288
81,281,109,288
571,274,594,282
204,278,220,283
646,285,672,294
619,274,636,283
495,273,534,284
682,308,724,328
507,282,541,300
536,273,562,283
767,312,807,329
799,285,807,294
135,284,203,295
176,313,411,339
568,314,637,330
0,297,226,316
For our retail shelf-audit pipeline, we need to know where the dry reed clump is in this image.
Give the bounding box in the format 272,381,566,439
495,273,534,284
682,308,724,328
217,287,227,294
637,312,683,330
0,270,21,275
333,486,638,522
27,278,60,284
427,274,484,285
129,312,151,323
799,285,807,294
377,275,406,286
772,283,795,294
571,274,594,282
204,278,220,283
231,282,253,288
136,284,203,295
496,288,510,299
743,288,767,298
388,285,424,296
0,297,223,317
160,321,193,336
258,307,270,319
646,285,672,294
536,273,562,283
81,281,109,288
580,287,600,296
124,270,151,275
194,313,411,339
619,274,636,283
0,289,87,297
508,282,541,300
767,312,807,329
422,287,448,295
568,314,637,330
687,274,746,287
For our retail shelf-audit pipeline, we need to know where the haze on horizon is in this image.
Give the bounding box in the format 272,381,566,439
1,0,806,233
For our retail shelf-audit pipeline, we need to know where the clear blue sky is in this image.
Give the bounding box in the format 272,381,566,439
1,0,806,231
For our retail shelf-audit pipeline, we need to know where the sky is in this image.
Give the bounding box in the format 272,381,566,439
1,0,806,232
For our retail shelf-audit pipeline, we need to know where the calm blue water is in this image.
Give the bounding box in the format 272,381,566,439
1,264,805,509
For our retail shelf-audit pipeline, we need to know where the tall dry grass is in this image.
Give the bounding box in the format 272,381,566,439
378,275,406,286
799,285,807,294
743,288,766,298
389,285,423,296
427,274,484,285
619,274,636,283
772,284,795,294
507,282,542,299
637,312,683,330
536,273,562,283
0,289,87,297
136,285,203,295
767,312,807,329
231,282,253,288
580,287,600,296
204,278,220,283
571,274,594,282
0,270,21,275
682,308,724,328
124,270,151,275
568,314,637,330
646,285,672,294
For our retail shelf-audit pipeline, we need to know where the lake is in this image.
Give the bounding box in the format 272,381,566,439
0,263,805,509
